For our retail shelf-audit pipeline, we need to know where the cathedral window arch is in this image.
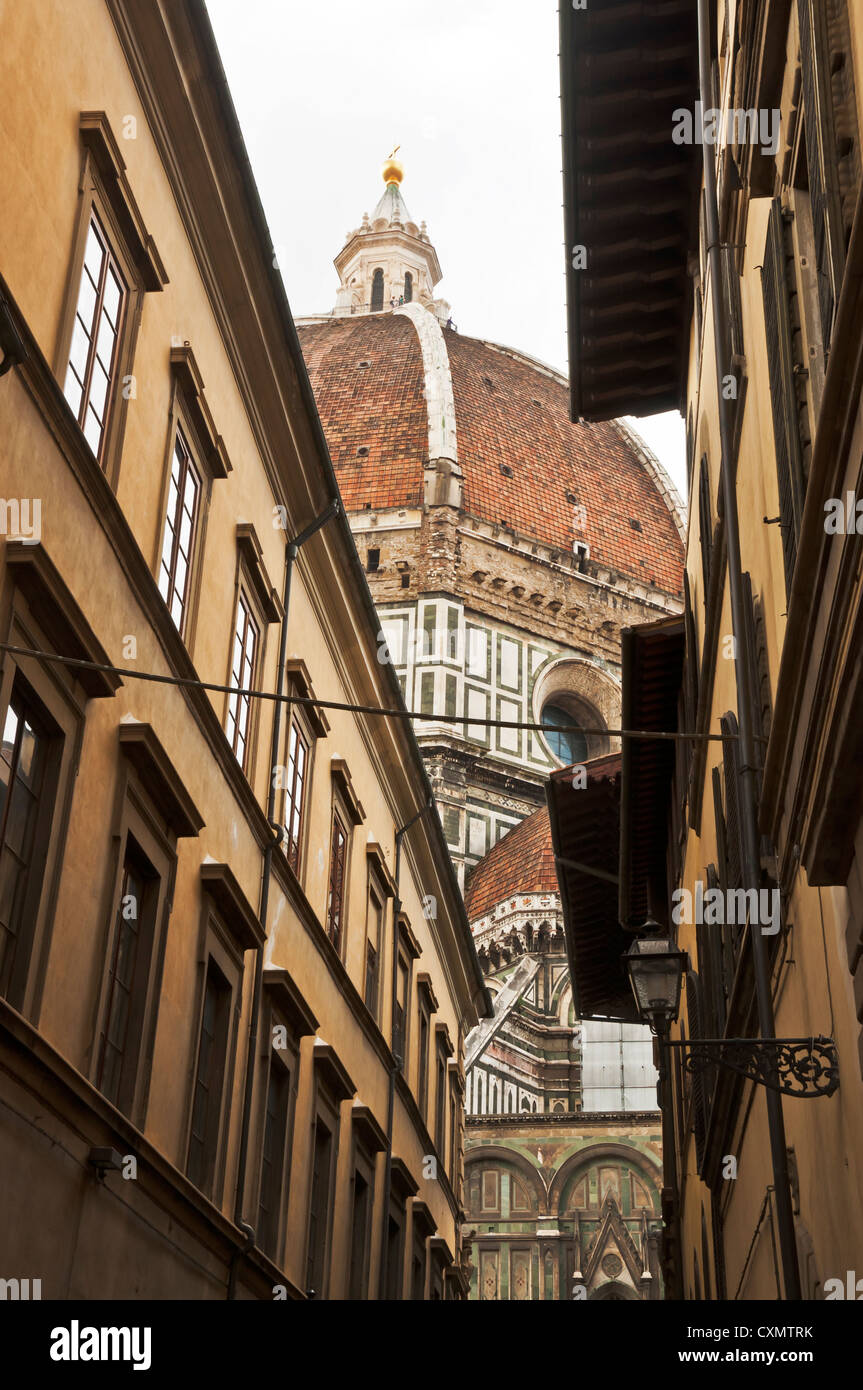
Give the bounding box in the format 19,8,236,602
371,267,384,312
404,271,413,302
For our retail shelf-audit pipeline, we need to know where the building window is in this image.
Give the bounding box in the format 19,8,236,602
62,212,126,463
326,812,348,952
412,1234,426,1300
283,720,310,873
371,268,384,312
448,1079,459,1180
0,689,59,1002
226,592,259,770
158,427,202,634
404,271,413,303
541,702,587,764
417,1003,430,1117
385,1211,402,1299
394,952,409,1059
96,839,159,1110
306,1116,334,1296
434,1044,447,1156
257,1050,292,1260
364,879,385,1018
187,958,232,1196
346,1173,369,1301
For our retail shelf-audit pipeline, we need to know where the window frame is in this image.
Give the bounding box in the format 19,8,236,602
94,828,165,1116
0,544,120,1019
186,952,233,1198
183,867,258,1203
55,114,166,486
225,586,261,775
256,1038,294,1263
0,673,66,1012
60,207,129,468
282,708,312,878
325,804,350,956
156,421,204,640
302,1050,350,1301
254,968,316,1267
364,874,385,1020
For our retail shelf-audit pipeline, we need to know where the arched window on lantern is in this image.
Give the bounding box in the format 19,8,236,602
404,271,413,303
371,268,384,312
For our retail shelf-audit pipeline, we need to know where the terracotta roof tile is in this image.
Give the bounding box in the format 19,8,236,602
298,316,426,511
463,806,559,923
298,315,684,594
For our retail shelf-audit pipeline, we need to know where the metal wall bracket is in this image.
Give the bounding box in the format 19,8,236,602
665,1035,839,1097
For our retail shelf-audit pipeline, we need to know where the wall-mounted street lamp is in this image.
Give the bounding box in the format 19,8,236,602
622,932,839,1099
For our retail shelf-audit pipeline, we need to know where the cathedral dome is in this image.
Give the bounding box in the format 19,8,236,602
464,806,558,923
298,311,685,596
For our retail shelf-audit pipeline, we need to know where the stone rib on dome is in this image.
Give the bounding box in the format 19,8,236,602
464,807,559,924
297,312,684,595
299,315,427,510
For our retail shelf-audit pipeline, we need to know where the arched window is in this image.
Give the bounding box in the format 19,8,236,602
371,268,384,312
404,271,413,303
541,702,588,764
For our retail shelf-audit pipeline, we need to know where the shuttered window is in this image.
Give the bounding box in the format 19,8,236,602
797,0,845,350
720,712,744,896
761,199,806,595
697,455,712,601
686,970,708,1176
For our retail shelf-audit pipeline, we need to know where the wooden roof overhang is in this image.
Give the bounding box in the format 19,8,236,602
619,614,685,930
546,753,637,1023
560,0,704,421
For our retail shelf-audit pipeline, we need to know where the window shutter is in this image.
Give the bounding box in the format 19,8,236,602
686,970,707,1175
760,199,805,595
683,573,700,744
740,572,772,790
698,455,712,601
712,766,729,894
707,861,735,1023
797,0,845,350
720,244,744,366
720,712,743,893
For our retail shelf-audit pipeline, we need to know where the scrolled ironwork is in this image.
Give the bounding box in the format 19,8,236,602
665,1035,839,1097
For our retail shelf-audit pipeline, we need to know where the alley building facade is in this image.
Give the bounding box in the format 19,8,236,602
559,0,863,1300
0,0,487,1300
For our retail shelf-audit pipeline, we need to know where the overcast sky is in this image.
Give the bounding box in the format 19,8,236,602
206,0,687,502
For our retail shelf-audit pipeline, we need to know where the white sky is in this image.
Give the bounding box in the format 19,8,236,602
206,0,688,503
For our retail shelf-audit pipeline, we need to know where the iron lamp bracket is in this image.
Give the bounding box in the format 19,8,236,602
664,1035,839,1097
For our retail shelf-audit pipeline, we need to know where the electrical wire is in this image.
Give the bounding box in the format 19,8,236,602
0,641,753,743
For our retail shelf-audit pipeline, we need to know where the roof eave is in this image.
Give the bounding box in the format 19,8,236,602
559,0,704,423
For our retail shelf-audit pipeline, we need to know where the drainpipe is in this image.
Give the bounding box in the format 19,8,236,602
695,0,801,1300
377,798,433,1299
229,498,340,1298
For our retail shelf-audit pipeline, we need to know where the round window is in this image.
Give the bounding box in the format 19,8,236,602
541,703,588,764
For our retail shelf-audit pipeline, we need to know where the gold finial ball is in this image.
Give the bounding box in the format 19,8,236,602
382,155,404,186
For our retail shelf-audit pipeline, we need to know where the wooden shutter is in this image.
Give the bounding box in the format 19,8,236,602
761,199,806,595
698,455,712,601
712,766,729,893
720,713,743,893
797,0,845,350
708,860,736,1020
740,572,771,791
686,970,708,1176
